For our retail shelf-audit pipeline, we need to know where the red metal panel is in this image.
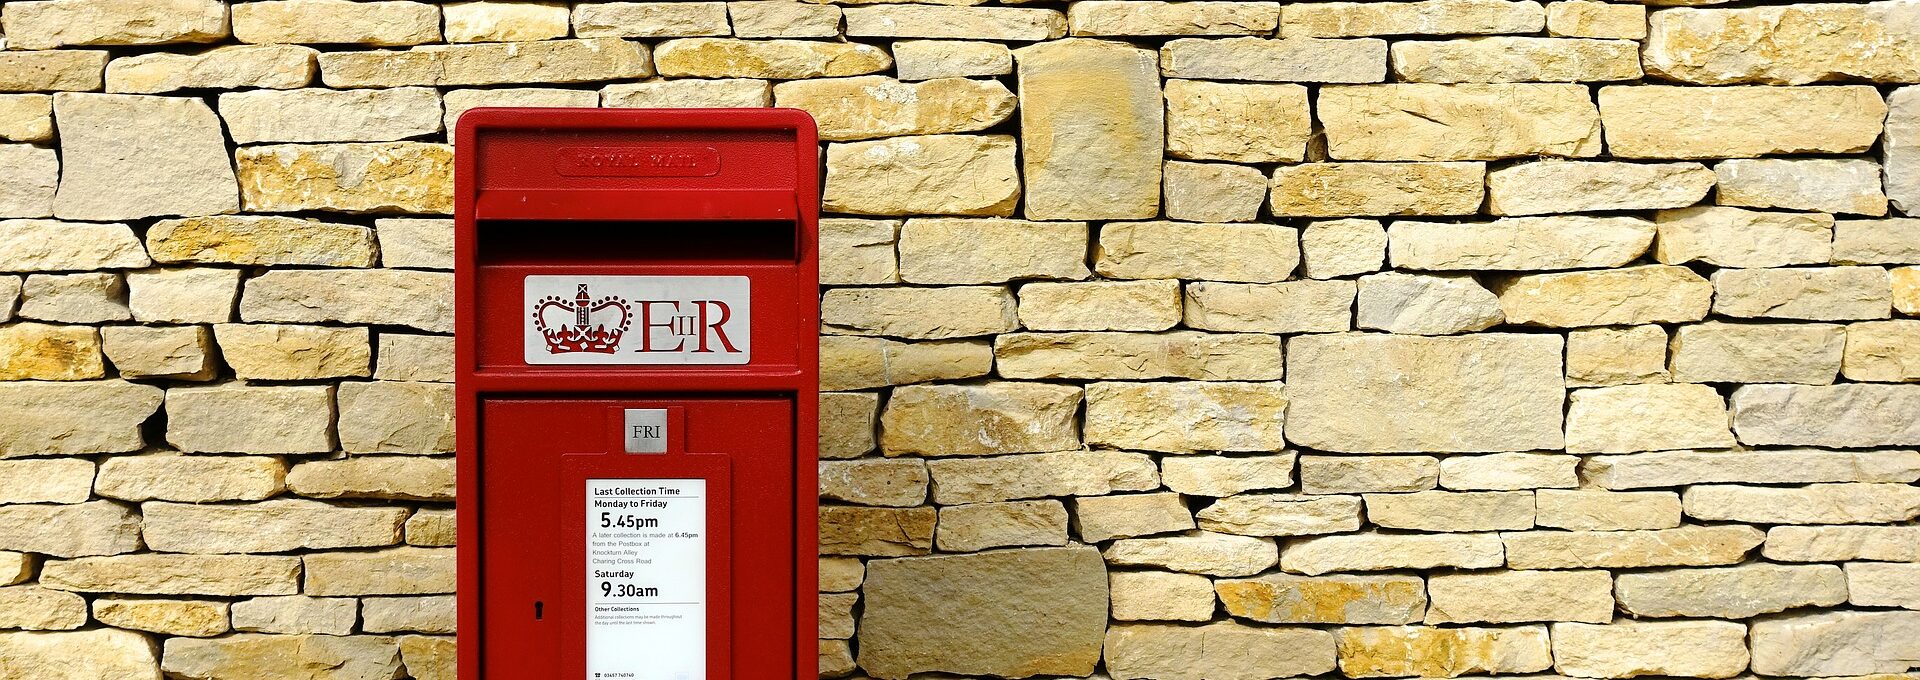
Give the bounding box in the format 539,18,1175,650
455,108,819,680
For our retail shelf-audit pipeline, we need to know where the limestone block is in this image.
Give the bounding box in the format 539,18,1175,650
1845,319,1920,381
776,76,1014,142
1272,162,1485,217
1355,272,1502,335
1548,1,1645,39
819,591,856,639
879,382,1079,456
149,215,377,267
1282,533,1504,575
1162,453,1297,497
219,88,441,144
445,87,595,130
1104,531,1277,577
819,337,991,391
95,454,285,503
0,219,148,271
233,0,440,45
1717,158,1888,216
321,38,647,87
336,381,453,454
1615,563,1847,619
1535,490,1681,531
142,499,406,554
602,79,770,108
52,93,237,221
1391,37,1640,83
1686,482,1920,524
304,548,454,596
1599,85,1886,159
1426,570,1612,624
442,1,567,42
230,595,358,635
1070,492,1194,542
0,501,141,560
1302,219,1386,278
1096,221,1300,282
845,6,1066,40
572,2,727,38
126,267,239,324
1217,573,1423,625
1017,39,1161,220
41,554,301,595
18,273,129,324
1438,452,1577,490
821,286,1015,339
1365,490,1534,532
1389,215,1654,271
819,218,898,286
729,1,841,39
0,144,56,219
1110,570,1214,621
1283,0,1546,36
237,143,453,214
1565,384,1736,454
0,277,15,322
857,547,1104,679
1285,333,1565,453
934,500,1067,552
891,40,1010,80
997,332,1285,381
1847,562,1920,609
1750,611,1920,677
1069,1,1280,35
1107,623,1337,680
0,95,53,142
1197,494,1362,537
821,640,855,678
1319,84,1600,161
1183,280,1353,333
1502,526,1764,569
897,218,1086,284
819,459,928,507
1898,266,1920,314
1550,620,1750,679
653,39,886,79
0,552,29,585
1714,266,1892,321
1584,448,1920,489
1165,80,1309,164
0,458,94,504
0,380,162,457
285,456,454,501
1495,265,1712,327
106,44,316,94
1336,625,1552,678
819,557,863,593
1655,206,1834,268
101,325,215,380
1159,36,1387,82
0,629,161,680
1645,3,1920,84
162,635,402,680
926,450,1158,505
1890,87,1919,214
0,51,109,92
2,0,227,48
1669,321,1844,384
822,135,1019,217
1766,525,1920,562
374,218,451,270
92,598,228,637
1487,160,1714,215
241,269,454,332
404,510,455,547
167,384,334,454
1017,280,1180,332
361,596,453,633
1084,381,1287,452
0,322,104,381
1834,218,1920,265
1300,455,1438,494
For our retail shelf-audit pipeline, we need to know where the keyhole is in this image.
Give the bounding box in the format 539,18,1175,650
535,601,544,620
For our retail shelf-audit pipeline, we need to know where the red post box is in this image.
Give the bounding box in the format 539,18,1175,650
453,108,819,680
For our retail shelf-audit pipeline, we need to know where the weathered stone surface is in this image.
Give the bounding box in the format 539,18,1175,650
286,456,454,501
998,333,1284,381
572,2,727,37
1108,622,1338,680
1165,80,1310,163
1218,573,1424,625
1390,216,1653,271
1392,37,1640,82
1427,570,1612,624
442,1,567,42
230,596,357,635
1018,280,1181,332
1184,280,1353,333
819,337,992,391
0,629,161,680
4,0,227,48
1286,333,1564,453
1645,3,1920,85
1070,492,1194,542
820,218,898,286
43,554,301,595
1105,532,1277,577
1335,625,1552,678
1845,320,1920,382
1487,160,1714,215
1160,37,1387,82
0,380,162,457
1893,87,1920,214
143,499,406,554
0,51,109,92
1084,381,1287,452
52,93,237,221
1616,563,1847,619
1834,218,1920,265
653,38,887,79
106,45,315,94
0,552,28,585
776,76,1013,142
1717,158,1888,216
1301,219,1386,278
1438,452,1576,490
1272,162,1485,217
845,6,1067,41
603,78,770,108
404,510,454,547
1847,562,1920,609
304,547,454,595
822,135,1020,217
150,215,376,267
0,219,148,271
220,88,440,144
446,87,595,129
1585,449,1920,489
927,450,1159,505
1548,1,1646,39
1096,221,1300,282
0,322,103,381
1495,265,1713,327
897,218,1086,284
167,384,334,454
242,269,453,332
1283,0,1546,37
821,640,854,679
337,381,453,454
0,95,53,142
1320,84,1600,161
1283,533,1505,575
1535,490,1681,530
1198,494,1362,537
730,1,841,39
892,40,1010,80
858,547,1105,679
1767,525,1920,562
101,325,215,380
1551,620,1751,679
1599,85,1887,159
92,598,229,637
1565,384,1735,453
1751,611,1920,677
1365,491,1534,532
1356,272,1503,335
234,0,439,45
0,144,56,219
1655,206,1834,268
163,634,403,680
126,268,240,324
820,557,863,593
1164,454,1297,497
819,459,928,508
1687,482,1920,524
237,143,453,214
1713,266,1891,321
1300,455,1439,494
821,286,1015,339
0,585,87,629
96,454,285,502
1897,266,1920,314
1110,570,1214,621
361,596,453,633
1669,321,1843,384
819,591,856,639
1070,1,1280,35
1503,526,1764,569
0,458,94,504
880,382,1080,456
1018,39,1161,220
935,500,1067,552
19,272,130,323
321,38,647,87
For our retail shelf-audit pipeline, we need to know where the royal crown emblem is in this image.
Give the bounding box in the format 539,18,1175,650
532,284,632,354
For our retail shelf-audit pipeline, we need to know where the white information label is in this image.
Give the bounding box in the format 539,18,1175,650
586,479,706,680
525,276,750,365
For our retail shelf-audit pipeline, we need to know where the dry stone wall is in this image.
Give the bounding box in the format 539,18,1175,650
0,0,1916,678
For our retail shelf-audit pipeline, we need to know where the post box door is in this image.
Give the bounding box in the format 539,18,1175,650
478,396,796,680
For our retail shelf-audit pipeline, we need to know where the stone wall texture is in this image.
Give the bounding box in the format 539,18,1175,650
0,0,1918,678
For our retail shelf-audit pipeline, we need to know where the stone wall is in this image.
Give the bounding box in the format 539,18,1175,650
0,0,1918,678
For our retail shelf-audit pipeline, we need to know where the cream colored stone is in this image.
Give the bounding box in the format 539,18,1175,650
18,272,128,323
405,510,454,547
1340,626,1552,678
1367,490,1533,533
820,506,934,557
1105,531,1277,577
0,219,148,271
1553,621,1750,679
126,268,239,324
0,552,30,586
0,145,56,219
998,332,1284,381
53,93,237,221
729,1,841,38
1286,333,1565,453
1713,266,1892,321
846,5,1066,40
92,598,228,637
821,640,854,678
1070,1,1279,35
1495,265,1713,327
1847,562,1920,609
0,380,162,457
820,218,898,286
230,596,357,635
1198,493,1362,536
362,596,453,634
823,135,1019,217
2,0,226,48
0,501,140,558
897,218,1086,284
1356,272,1502,335
337,381,453,454
820,557,863,593
1669,321,1844,384
820,337,991,391
1616,563,1847,619
1645,3,1920,85
1165,80,1309,164
1163,454,1296,497
1084,380,1286,452
1751,611,1920,677
0,323,103,381
926,450,1159,505
819,459,928,508
1547,1,1646,39
0,585,87,626
167,384,333,454
237,143,452,215
1300,455,1438,494
1300,219,1386,278
1893,87,1920,214
0,95,54,142
1392,37,1639,82
1566,384,1735,453
1600,85,1887,158
1098,222,1300,282
149,215,375,267
1283,532,1505,575
304,547,454,595
602,78,770,108
776,76,1014,142
1320,84,1599,160
1536,489,1681,531
1018,39,1160,220
242,268,453,332
1110,570,1214,622
143,499,405,554
320,39,648,87
1897,266,1920,314
0,51,108,92
1018,280,1180,332
219,88,440,144
1767,525,1920,562
106,45,314,94
1717,158,1888,216
1655,206,1834,268
1845,319,1920,381
100,325,214,380
1585,448,1920,489
444,88,594,129
162,635,403,680
286,456,454,501
373,218,450,270
1284,0,1545,36
42,554,300,595
857,547,1104,679
935,500,1068,552
1835,218,1920,265
892,40,1010,80
819,591,856,639
443,1,567,42
653,38,887,79
1108,622,1337,680
1160,36,1386,82
96,454,285,503
1395,215,1654,271
1071,492,1194,542
233,0,439,45
1164,161,1267,223
0,459,93,504
1217,573,1423,625
1427,570,1612,624
573,2,730,37
1184,280,1352,333
0,629,161,679
1272,162,1485,217
1488,160,1715,215
1439,452,1577,490
880,382,1079,456
1687,482,1920,524
1502,525,1764,569
822,286,1014,340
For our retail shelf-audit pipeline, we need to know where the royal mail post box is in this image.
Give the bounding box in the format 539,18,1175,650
453,108,819,680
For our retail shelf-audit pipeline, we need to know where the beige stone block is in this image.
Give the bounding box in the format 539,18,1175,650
1098,222,1300,282
1070,492,1193,542
897,218,1086,284
443,1,568,42
1165,80,1309,164
0,380,162,457
1717,158,1888,216
1085,381,1286,453
362,595,453,634
822,286,1014,340
1300,455,1437,494
1110,570,1214,622
1585,448,1920,490
1845,319,1920,381
321,38,648,87
53,93,237,222
891,40,1010,80
105,44,315,94
1108,622,1337,680
1495,265,1713,327
242,269,453,332
820,638,855,678
286,456,453,501
0,629,161,679
1645,2,1920,85
1355,272,1502,335
0,322,103,381
1669,321,1843,384
1392,37,1640,82
1714,266,1892,321
1834,218,1920,266
0,459,93,504
1767,525,1920,562
401,635,453,680
167,384,334,454
1366,490,1534,532
92,598,228,637
1284,0,1545,36
304,548,453,596
1847,562,1920,609
18,272,129,324
1567,325,1669,387
823,134,1019,217
1300,219,1385,278
1616,563,1847,619
237,142,452,215
0,219,148,271
336,381,452,454
1105,531,1277,577
1438,452,1576,491
0,552,31,586
820,506,934,557
1160,36,1386,82
1017,280,1179,332
1393,215,1653,271
220,88,440,144
162,634,402,680
1164,161,1267,223
0,585,85,630
927,450,1159,505
1893,87,1920,215
819,336,990,392
445,87,595,130
1272,162,1485,217
1320,83,1599,161
819,218,897,286
233,0,439,45
143,499,406,553
1018,39,1160,220
1198,494,1361,537
777,76,1014,142
100,325,214,380
0,276,15,323
1070,1,1279,35
818,591,856,639
0,144,56,219
126,268,239,324
1537,489,1681,531
0,51,109,92
2,0,226,48
96,454,284,503
1163,454,1296,497
375,334,452,383
0,95,54,143
405,509,455,547
1427,570,1612,624
1286,333,1565,453
1503,525,1764,570
729,1,841,38
857,547,1103,679
1897,265,1920,314
1218,573,1423,625
0,501,138,558
934,500,1068,552
819,557,863,593
150,215,375,268
1655,206,1834,268
42,554,301,595
1600,85,1886,159
368,219,450,271
1751,610,1920,677
1488,160,1714,216
998,332,1284,381
1566,384,1735,454
654,38,886,79
1184,280,1352,333
602,78,770,108
230,595,358,635
846,5,1065,40
1556,622,1754,678
1336,625,1552,678
1283,532,1505,575
574,2,726,38
1686,482,1920,524
880,382,1078,456
1547,1,1646,39
819,459,927,507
